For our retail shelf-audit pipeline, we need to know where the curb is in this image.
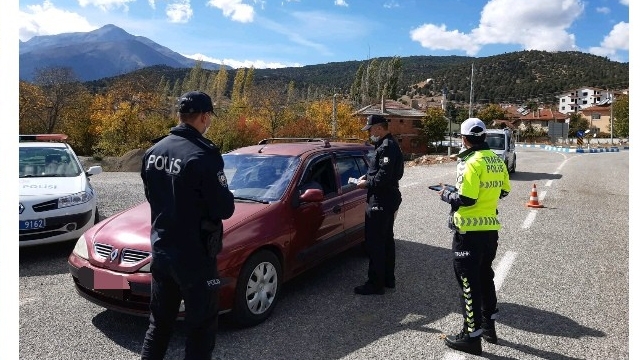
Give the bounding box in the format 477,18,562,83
517,144,628,153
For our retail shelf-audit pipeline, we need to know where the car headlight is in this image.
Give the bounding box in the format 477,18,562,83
73,234,89,260
59,190,94,208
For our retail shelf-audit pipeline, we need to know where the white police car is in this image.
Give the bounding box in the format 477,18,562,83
19,134,102,247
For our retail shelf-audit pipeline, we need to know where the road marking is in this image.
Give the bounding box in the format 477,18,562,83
539,190,547,202
545,179,553,187
522,210,537,229
494,251,517,291
443,351,466,360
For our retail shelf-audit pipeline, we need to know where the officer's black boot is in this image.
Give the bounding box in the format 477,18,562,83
444,330,482,355
481,309,498,344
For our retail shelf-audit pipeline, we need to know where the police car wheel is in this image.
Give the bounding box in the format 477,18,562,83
230,250,282,328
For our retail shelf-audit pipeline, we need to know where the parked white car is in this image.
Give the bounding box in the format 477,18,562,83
19,134,102,247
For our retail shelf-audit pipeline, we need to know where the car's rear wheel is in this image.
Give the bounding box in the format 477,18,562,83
510,156,516,173
229,250,282,328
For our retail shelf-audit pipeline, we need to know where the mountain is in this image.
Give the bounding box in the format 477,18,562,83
19,24,224,82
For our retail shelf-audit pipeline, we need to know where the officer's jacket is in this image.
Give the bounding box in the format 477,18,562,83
441,142,511,232
141,123,235,275
366,133,404,211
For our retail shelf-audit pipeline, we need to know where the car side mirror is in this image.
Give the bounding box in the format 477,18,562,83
299,188,323,202
86,165,103,177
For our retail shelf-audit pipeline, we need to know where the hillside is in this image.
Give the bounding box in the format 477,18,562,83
85,50,628,106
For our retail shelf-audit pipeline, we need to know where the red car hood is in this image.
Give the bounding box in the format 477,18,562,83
87,201,270,251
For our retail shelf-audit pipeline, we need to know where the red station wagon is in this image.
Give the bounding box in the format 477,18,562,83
68,138,373,327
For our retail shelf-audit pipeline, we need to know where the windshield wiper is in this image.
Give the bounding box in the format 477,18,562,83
233,196,269,204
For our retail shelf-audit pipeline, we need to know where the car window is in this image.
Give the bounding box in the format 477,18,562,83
19,146,82,178
299,157,337,198
486,134,505,150
223,154,300,202
336,156,364,191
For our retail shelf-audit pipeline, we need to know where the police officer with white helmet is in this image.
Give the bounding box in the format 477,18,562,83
437,117,511,356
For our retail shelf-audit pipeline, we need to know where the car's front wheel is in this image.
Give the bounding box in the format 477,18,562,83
94,207,100,224
229,250,282,328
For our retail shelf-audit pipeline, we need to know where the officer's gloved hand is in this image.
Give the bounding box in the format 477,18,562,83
499,190,509,199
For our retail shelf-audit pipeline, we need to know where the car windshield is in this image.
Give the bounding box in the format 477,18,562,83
485,134,506,150
19,146,83,178
223,153,300,203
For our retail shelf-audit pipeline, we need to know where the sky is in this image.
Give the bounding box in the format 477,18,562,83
16,0,631,69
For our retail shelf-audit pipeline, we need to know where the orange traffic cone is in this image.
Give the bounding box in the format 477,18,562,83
526,183,544,208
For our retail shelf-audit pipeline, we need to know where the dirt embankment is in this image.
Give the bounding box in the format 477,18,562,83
80,148,146,172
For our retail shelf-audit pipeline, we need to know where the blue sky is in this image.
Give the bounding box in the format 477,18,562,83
17,0,630,68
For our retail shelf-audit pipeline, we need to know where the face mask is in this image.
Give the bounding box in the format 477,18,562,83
370,135,379,142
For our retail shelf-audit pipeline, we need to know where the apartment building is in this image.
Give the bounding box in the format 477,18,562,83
557,87,613,114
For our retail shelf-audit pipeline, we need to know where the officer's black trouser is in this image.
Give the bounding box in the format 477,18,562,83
141,260,219,360
364,203,397,288
452,230,498,336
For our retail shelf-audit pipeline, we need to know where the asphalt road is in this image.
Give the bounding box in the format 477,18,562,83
18,147,630,360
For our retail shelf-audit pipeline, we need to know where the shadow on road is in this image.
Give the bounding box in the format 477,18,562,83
89,239,461,359
19,240,77,277
509,172,562,182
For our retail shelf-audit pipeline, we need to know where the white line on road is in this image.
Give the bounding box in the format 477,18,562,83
494,251,517,291
539,190,547,202
522,210,537,229
443,351,466,360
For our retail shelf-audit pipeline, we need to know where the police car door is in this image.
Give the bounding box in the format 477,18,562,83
290,154,344,271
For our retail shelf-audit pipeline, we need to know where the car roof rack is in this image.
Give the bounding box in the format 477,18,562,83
257,138,330,147
19,134,68,142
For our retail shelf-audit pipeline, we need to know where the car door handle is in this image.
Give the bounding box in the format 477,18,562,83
332,205,341,213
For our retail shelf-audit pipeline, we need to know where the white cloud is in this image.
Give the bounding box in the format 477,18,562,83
19,0,97,41
410,0,584,55
589,21,629,59
148,0,156,10
183,53,301,69
334,0,348,7
207,0,255,23
383,1,399,8
619,0,628,5
78,0,135,12
410,24,479,55
596,7,610,14
166,1,193,23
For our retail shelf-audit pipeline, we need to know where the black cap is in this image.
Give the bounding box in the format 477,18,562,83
362,114,388,131
178,91,214,113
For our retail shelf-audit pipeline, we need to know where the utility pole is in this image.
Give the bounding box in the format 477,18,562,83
468,63,475,118
610,90,614,144
332,94,338,138
442,86,451,156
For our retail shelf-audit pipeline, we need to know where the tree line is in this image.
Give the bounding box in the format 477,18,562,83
19,58,629,158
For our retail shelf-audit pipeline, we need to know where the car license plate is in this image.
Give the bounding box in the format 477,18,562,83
20,219,46,230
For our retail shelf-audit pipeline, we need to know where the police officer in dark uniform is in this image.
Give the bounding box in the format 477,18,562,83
354,114,404,295
140,91,235,360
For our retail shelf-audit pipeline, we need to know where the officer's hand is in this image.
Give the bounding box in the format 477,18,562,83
356,179,367,189
437,182,445,196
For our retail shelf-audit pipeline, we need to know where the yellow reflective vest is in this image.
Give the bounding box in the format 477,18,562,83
453,149,511,232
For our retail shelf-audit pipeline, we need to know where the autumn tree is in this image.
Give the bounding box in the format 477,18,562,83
612,94,628,138
28,67,87,134
90,77,171,156
476,104,507,126
19,80,48,134
420,107,448,151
